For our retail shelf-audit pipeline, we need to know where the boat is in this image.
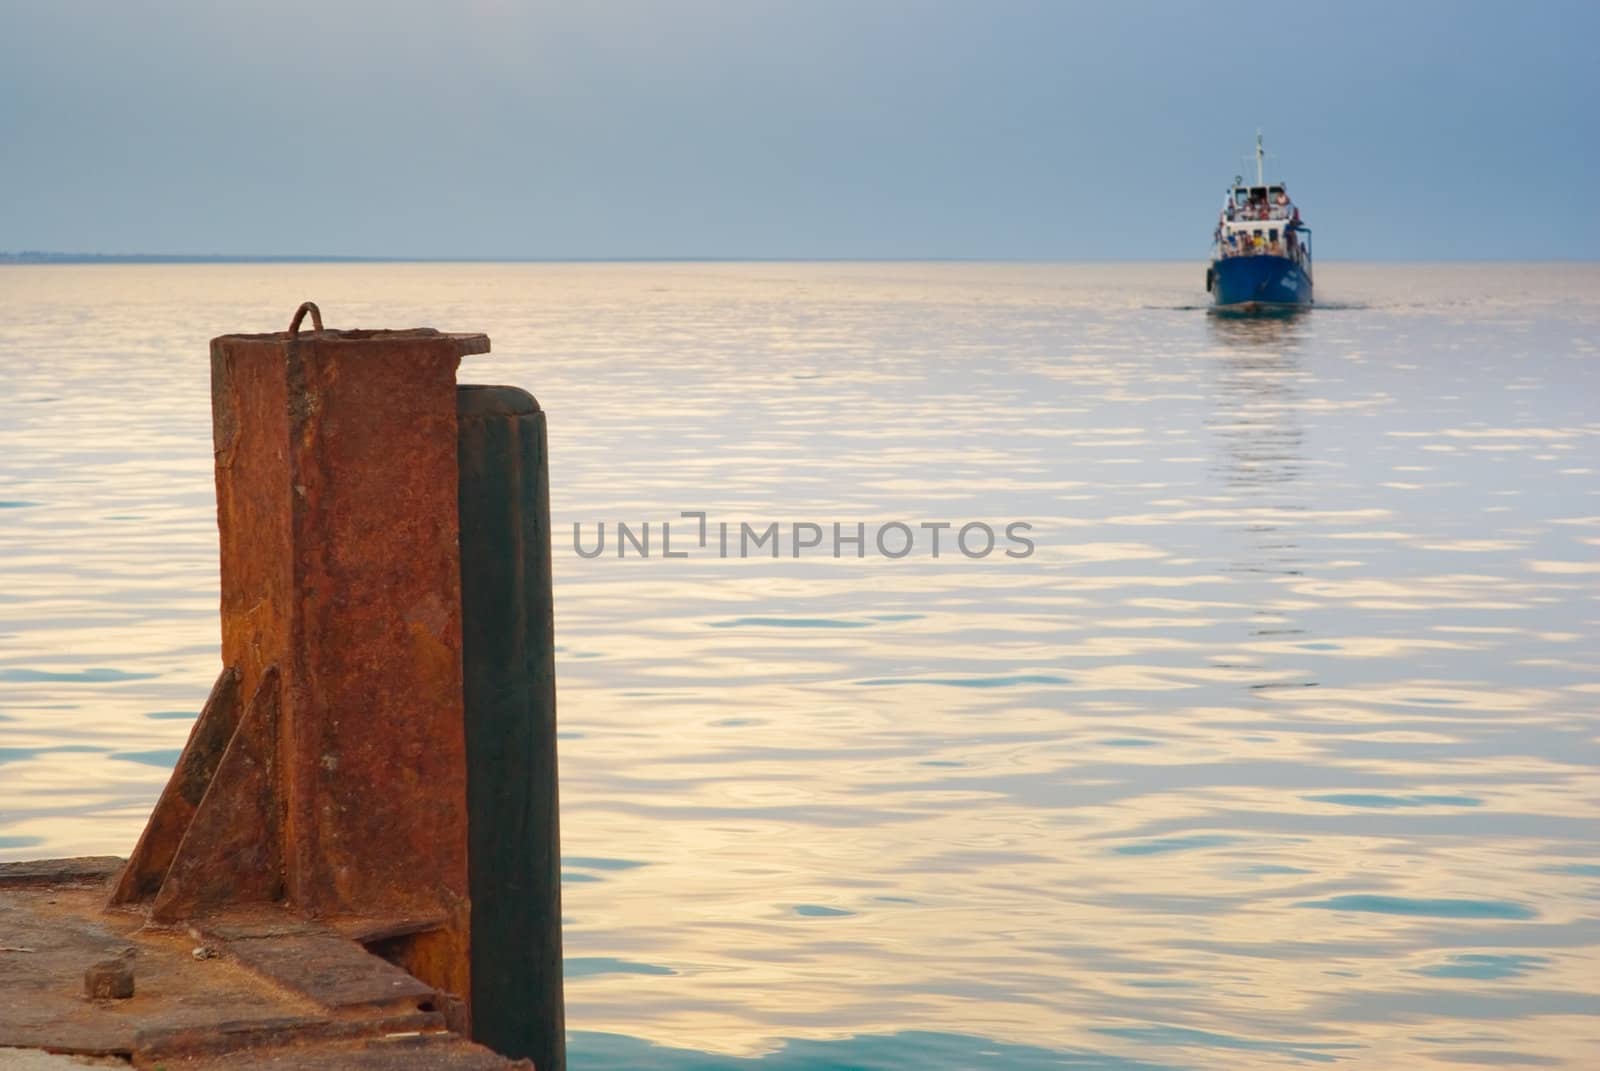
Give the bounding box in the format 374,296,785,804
1206,133,1313,312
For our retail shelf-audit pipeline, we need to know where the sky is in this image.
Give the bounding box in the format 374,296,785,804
1,0,1596,260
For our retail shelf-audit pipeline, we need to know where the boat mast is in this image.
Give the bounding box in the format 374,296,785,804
1255,130,1264,186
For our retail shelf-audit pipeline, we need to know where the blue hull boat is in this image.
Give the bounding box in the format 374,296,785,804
1207,133,1313,313
1208,253,1312,311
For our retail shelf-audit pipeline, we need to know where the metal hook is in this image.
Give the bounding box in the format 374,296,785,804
288,302,324,338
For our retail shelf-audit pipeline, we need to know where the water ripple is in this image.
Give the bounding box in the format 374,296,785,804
3,263,1598,1069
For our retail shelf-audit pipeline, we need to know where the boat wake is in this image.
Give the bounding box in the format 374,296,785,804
1141,301,1369,312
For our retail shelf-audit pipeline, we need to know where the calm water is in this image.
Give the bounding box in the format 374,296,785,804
2,263,1597,1069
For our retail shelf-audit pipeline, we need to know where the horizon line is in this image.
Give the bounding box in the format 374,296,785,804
4,252,1598,266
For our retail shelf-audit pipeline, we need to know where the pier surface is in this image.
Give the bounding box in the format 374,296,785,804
0,859,530,1069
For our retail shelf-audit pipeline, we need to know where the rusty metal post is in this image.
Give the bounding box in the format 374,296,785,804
456,386,565,1071
0,305,568,1067
112,305,490,1011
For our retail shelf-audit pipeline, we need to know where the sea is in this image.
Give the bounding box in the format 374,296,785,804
1,262,1597,1069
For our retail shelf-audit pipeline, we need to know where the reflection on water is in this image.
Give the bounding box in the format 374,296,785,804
1207,315,1312,677
1208,318,1307,491
2,263,1598,1069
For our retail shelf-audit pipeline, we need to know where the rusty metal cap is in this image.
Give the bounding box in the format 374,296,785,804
212,302,490,356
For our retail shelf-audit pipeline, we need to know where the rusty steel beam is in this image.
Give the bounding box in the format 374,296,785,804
6,304,569,1067
110,305,491,1012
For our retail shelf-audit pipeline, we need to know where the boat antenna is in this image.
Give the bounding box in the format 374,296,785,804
1255,129,1265,186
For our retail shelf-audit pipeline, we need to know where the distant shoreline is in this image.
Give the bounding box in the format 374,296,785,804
4,253,1596,265
3,253,1183,265
2,253,407,265
5,253,997,265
